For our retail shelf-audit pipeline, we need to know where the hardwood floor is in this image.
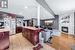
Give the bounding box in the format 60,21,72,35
9,33,55,50
51,33,75,50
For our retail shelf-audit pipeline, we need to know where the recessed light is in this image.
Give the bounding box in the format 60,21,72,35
25,6,28,8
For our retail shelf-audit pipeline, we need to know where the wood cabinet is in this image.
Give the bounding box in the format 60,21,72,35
22,27,42,45
51,33,75,50
0,29,9,50
16,26,22,33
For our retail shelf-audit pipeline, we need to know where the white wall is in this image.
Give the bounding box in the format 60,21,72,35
59,12,74,35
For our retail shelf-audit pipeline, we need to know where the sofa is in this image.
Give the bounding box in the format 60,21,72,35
0,31,9,50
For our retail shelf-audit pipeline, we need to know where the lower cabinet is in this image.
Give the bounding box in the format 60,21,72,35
0,31,9,50
16,27,22,33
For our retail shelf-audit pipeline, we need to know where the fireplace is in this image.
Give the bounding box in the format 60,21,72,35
62,27,68,33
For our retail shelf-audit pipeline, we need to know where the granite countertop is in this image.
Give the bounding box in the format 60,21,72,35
23,26,42,30
0,29,9,32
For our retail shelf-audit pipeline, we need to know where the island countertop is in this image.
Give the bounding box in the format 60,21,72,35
23,26,43,31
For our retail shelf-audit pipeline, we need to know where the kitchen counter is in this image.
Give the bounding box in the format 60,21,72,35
22,26,43,45
0,29,9,32
23,26,42,31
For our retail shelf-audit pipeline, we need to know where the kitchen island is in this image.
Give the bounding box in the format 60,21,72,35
22,27,43,45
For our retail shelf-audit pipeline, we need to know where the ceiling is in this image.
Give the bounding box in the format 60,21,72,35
0,0,54,20
45,0,75,15
0,0,75,19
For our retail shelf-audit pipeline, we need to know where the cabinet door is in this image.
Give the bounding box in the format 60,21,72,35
4,31,9,37
0,32,4,41
22,28,27,38
34,31,39,45
27,30,31,40
25,30,28,38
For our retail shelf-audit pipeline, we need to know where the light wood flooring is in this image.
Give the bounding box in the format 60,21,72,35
51,33,75,50
9,33,55,50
